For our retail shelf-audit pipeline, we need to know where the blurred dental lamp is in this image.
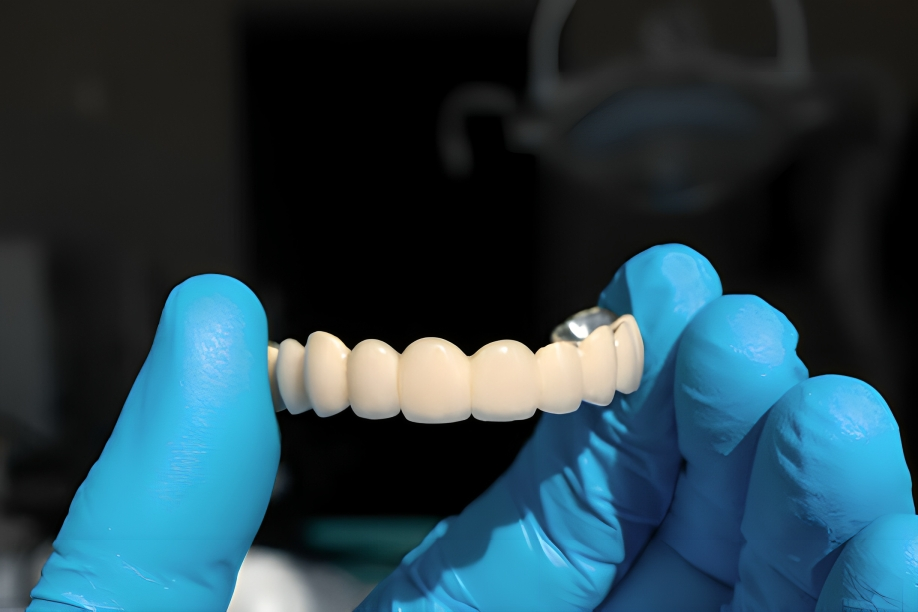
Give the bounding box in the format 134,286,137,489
439,0,823,213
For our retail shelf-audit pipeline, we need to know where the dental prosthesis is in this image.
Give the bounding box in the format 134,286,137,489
266,308,644,423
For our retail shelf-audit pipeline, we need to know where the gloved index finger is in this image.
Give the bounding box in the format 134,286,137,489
358,244,722,612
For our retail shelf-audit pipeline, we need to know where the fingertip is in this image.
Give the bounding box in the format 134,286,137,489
165,274,267,335
742,375,914,595
142,273,274,425
598,244,722,319
598,244,722,376
158,273,269,366
771,375,901,447
675,294,808,457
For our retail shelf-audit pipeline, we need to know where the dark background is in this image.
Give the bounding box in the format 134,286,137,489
1,0,917,565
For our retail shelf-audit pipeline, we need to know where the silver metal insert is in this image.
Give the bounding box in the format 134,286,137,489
550,306,618,343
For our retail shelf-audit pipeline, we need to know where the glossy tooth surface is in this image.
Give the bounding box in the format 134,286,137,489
612,314,644,394
267,343,285,412
276,338,311,415
348,339,401,419
536,341,583,414
399,337,470,423
470,340,539,421
305,331,351,417
578,324,618,406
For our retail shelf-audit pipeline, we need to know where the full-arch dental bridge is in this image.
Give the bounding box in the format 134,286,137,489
267,309,643,423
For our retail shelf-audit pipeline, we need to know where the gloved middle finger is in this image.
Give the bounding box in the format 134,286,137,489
657,293,808,584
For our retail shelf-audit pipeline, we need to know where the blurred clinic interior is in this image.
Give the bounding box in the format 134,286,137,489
2,0,918,609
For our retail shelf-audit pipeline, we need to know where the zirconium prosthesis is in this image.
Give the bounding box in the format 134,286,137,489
267,307,644,423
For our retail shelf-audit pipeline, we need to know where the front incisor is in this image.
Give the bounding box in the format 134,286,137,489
276,338,311,415
536,341,583,414
399,338,471,423
578,325,618,406
347,339,401,419
305,331,350,417
470,340,539,422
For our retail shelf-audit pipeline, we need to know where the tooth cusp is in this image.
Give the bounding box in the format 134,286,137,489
276,338,312,415
470,340,539,422
536,341,583,414
399,337,471,424
304,331,351,417
578,325,618,406
348,339,401,419
612,314,643,394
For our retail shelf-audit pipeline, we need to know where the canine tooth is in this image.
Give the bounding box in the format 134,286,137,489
536,342,583,414
578,325,618,406
612,314,643,394
267,343,285,412
348,339,401,419
276,339,311,414
470,340,539,421
304,332,350,417
399,338,470,423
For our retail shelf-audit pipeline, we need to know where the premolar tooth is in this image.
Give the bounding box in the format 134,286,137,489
470,340,538,422
578,325,618,406
399,338,470,423
276,339,311,414
536,341,583,414
305,331,350,417
347,339,401,420
612,314,643,394
267,342,285,412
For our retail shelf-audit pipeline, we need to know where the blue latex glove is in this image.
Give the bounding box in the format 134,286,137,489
28,275,280,611
358,244,916,611
28,245,917,611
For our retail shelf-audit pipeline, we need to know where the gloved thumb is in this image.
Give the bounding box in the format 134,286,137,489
29,274,280,612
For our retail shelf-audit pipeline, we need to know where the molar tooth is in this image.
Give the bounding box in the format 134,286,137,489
347,339,401,420
578,325,618,406
536,341,583,414
276,338,312,414
304,331,351,417
470,340,538,422
267,342,285,412
399,338,470,423
611,314,643,394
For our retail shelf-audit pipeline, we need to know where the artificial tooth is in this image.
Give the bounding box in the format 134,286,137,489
535,341,583,414
612,314,644,394
276,338,311,415
578,325,618,406
399,337,471,423
347,339,401,420
470,340,539,422
304,331,351,417
267,342,285,412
